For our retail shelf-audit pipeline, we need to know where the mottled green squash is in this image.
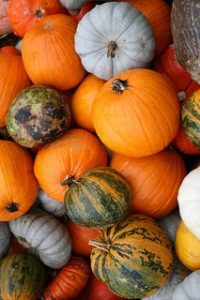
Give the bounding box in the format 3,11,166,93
0,254,45,300
89,214,173,299
64,167,131,228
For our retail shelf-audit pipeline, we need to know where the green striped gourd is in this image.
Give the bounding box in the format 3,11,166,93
64,167,131,228
89,214,173,299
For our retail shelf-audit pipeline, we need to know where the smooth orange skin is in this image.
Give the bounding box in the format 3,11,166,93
110,148,186,219
22,14,85,91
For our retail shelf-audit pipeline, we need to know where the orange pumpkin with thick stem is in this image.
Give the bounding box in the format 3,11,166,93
34,128,107,203
21,14,85,91
8,0,66,37
121,0,172,56
110,148,186,219
92,68,180,158
0,141,38,221
71,74,105,132
0,46,30,128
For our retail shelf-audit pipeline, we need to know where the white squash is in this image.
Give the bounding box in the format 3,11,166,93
38,190,65,218
75,2,155,80
158,209,181,243
9,209,72,269
59,0,89,10
0,222,10,259
177,166,200,239
172,270,200,300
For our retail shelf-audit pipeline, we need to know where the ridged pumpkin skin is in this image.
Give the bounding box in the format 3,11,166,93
92,69,180,158
90,214,173,299
0,141,38,221
110,148,186,219
21,14,85,91
34,129,107,202
0,254,45,300
65,167,131,228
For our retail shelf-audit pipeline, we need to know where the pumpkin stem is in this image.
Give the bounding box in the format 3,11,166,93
112,79,129,94
60,175,81,187
35,9,44,18
6,202,19,213
107,41,117,58
89,239,110,253
18,237,32,249
68,9,80,15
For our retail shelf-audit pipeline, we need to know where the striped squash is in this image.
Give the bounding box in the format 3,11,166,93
0,254,45,300
182,89,200,148
64,167,131,228
90,214,173,299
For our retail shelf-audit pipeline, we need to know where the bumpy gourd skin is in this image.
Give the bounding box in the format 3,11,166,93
6,85,71,148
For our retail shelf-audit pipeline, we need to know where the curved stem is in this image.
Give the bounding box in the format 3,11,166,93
89,239,110,252
60,175,81,187
112,79,129,94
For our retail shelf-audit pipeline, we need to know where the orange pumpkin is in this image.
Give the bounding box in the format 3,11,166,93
0,47,30,128
0,45,19,55
21,14,85,91
8,0,66,37
0,141,38,221
66,219,101,257
92,69,180,158
71,74,105,132
34,129,107,202
110,148,186,218
0,0,12,35
122,0,172,56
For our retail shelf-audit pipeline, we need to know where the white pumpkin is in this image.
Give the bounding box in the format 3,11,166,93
172,270,200,300
9,209,72,269
177,166,200,239
0,222,10,259
75,2,155,80
38,190,65,218
59,0,89,10
158,209,181,243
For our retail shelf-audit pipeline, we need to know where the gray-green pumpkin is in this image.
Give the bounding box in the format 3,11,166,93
6,85,71,148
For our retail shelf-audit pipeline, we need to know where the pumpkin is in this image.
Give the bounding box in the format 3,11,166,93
65,166,131,228
6,85,71,148
38,189,65,218
0,46,30,128
175,221,200,271
92,68,180,157
90,214,173,299
110,148,186,218
71,74,105,132
66,219,101,257
171,0,200,84
0,141,38,221
0,0,12,35
9,209,72,269
122,0,172,57
0,254,45,300
21,14,85,91
34,128,107,202
43,256,90,300
158,209,181,243
75,2,155,80
172,270,200,300
178,166,200,239
59,0,89,11
8,0,66,37
0,45,19,55
0,223,11,259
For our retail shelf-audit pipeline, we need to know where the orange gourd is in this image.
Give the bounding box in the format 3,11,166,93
0,47,30,128
71,74,105,132
8,0,66,37
0,141,38,221
110,148,186,218
21,14,85,91
122,0,172,56
92,69,180,158
34,128,107,202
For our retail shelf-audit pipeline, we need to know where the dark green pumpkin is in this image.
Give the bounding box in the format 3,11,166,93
90,214,173,299
0,254,45,300
64,167,131,228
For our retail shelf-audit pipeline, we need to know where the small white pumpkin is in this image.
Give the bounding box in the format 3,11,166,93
38,190,65,218
158,209,181,243
177,166,200,239
9,209,72,269
59,0,89,10
172,270,200,300
0,222,10,259
75,2,155,80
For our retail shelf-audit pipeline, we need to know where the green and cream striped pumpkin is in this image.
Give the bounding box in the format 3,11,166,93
64,167,131,228
89,214,173,299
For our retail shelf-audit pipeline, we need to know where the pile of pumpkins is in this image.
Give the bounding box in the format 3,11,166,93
0,0,200,299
